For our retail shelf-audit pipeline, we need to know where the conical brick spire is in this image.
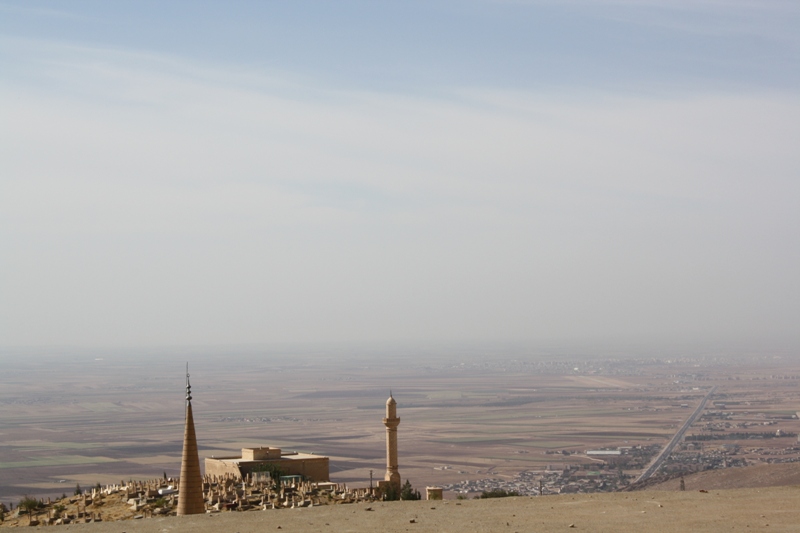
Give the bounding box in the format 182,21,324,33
177,365,205,515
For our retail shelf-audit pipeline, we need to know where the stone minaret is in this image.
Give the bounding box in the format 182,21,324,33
177,366,205,515
383,392,401,487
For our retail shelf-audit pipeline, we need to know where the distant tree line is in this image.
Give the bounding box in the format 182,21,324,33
479,489,519,499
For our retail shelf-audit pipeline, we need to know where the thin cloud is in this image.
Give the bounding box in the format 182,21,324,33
0,2,88,21
2,37,799,348
491,0,800,41
494,0,797,10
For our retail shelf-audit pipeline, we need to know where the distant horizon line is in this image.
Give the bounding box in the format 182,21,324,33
0,338,797,358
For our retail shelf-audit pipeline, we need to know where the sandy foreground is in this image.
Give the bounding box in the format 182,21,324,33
33,487,800,533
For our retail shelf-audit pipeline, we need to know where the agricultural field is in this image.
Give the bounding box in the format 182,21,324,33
1,346,799,502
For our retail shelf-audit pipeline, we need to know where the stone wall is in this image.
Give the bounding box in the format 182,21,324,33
204,456,242,478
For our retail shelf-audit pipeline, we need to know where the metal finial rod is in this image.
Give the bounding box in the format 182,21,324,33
186,362,192,402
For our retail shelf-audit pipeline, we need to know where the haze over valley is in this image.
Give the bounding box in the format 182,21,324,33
2,346,799,505
2,1,800,527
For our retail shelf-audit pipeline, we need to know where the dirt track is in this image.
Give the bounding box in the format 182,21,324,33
24,486,800,533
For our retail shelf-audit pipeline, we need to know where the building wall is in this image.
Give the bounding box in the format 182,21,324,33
204,456,242,478
204,456,330,482
242,447,281,460
244,457,329,482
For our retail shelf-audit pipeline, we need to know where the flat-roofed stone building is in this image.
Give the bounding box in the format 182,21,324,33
205,446,329,482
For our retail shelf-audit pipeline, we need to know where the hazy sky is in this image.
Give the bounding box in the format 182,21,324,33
2,1,799,350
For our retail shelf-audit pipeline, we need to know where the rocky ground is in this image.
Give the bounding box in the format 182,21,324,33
4,463,800,531
2,487,799,532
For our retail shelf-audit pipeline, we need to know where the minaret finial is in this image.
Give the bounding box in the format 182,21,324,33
186,363,192,403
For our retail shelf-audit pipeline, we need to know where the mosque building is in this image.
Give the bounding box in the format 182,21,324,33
204,447,330,482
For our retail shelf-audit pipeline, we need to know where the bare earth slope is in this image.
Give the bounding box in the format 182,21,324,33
647,463,800,491
23,487,800,533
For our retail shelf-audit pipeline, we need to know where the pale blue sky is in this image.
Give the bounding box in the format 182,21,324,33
3,1,800,91
1,1,799,350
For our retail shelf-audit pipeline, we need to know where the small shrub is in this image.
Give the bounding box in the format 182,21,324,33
400,480,421,501
383,483,400,501
479,489,519,499
18,496,42,523
250,463,285,491
152,498,168,508
74,483,82,496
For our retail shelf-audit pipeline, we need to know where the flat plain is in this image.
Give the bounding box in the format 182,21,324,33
1,346,799,504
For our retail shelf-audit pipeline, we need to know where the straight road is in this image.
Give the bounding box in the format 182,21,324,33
635,385,718,483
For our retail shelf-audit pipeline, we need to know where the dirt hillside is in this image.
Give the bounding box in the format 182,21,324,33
646,463,800,491
6,487,799,533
